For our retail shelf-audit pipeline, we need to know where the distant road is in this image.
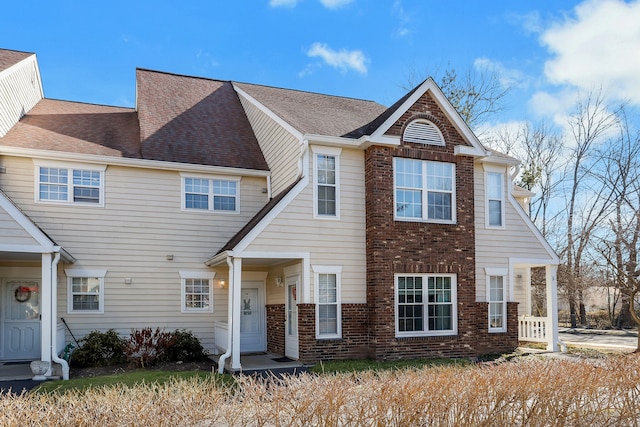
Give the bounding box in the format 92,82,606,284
559,328,637,351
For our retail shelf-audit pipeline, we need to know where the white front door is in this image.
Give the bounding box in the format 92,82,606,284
2,280,41,360
240,281,266,353
284,275,299,359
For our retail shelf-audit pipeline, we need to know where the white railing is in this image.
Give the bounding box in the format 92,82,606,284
518,316,549,343
214,321,228,353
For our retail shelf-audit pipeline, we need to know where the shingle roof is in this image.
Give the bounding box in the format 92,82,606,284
234,82,388,137
0,99,141,157
0,49,33,72
137,70,269,170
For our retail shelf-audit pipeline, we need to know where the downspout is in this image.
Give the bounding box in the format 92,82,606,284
49,250,69,380
217,256,234,374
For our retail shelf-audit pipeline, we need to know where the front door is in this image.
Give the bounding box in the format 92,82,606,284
2,280,41,360
240,281,266,353
284,275,299,359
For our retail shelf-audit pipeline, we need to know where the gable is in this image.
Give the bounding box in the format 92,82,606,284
0,190,56,253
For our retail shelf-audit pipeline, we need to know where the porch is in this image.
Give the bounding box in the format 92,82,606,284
514,263,559,352
212,352,307,375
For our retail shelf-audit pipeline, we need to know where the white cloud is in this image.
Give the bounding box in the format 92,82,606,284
269,0,298,7
306,43,369,74
319,0,353,9
541,0,640,105
391,0,411,37
473,57,530,90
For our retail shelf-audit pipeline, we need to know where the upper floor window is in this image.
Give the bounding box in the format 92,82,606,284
403,120,445,146
312,146,341,219
35,162,105,206
486,171,505,228
396,274,457,337
394,158,455,223
182,176,239,213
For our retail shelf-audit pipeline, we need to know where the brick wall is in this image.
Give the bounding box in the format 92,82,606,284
363,89,518,360
266,304,285,355
296,303,370,364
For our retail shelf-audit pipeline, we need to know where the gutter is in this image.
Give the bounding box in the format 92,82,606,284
217,256,234,374
49,249,69,380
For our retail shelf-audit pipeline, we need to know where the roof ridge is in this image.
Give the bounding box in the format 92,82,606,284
233,80,382,105
40,98,136,110
136,67,230,84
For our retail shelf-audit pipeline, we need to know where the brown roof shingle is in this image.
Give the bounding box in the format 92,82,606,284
233,82,388,137
0,49,33,72
0,99,141,157
137,70,269,170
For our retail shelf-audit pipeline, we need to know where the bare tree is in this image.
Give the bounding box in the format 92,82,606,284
594,107,640,347
402,63,510,131
562,89,620,328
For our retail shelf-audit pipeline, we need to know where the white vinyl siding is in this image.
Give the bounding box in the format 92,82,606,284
474,163,557,302
395,274,457,337
3,155,267,353
0,55,42,137
237,93,301,195
394,158,455,223
245,147,366,305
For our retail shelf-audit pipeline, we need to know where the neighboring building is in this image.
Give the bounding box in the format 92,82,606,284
0,48,559,377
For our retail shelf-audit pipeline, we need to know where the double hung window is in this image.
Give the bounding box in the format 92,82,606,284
488,275,506,331
65,269,107,314
394,158,455,223
486,171,505,227
179,272,214,313
314,266,342,339
183,176,239,212
396,274,457,337
37,162,105,205
313,147,341,219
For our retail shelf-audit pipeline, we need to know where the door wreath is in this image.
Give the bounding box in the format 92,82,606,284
14,286,31,303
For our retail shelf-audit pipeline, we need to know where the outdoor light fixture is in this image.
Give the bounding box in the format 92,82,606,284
275,276,283,287
218,278,226,289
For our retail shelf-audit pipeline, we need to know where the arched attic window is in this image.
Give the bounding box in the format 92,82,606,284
403,119,445,146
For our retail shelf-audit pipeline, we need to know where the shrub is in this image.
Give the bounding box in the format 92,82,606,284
124,327,176,368
70,329,126,367
588,309,612,329
163,329,209,363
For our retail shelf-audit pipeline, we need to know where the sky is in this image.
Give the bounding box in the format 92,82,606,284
3,0,640,133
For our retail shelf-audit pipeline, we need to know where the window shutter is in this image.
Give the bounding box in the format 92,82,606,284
404,120,445,145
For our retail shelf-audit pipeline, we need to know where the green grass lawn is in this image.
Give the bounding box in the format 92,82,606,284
308,357,470,374
34,370,234,394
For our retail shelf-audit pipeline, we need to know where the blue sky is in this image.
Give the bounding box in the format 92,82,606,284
3,0,640,131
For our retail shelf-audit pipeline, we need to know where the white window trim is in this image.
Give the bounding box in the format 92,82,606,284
179,271,215,313
180,173,240,214
395,273,458,338
485,267,508,333
65,269,107,314
312,265,342,339
311,146,341,220
484,167,506,229
393,158,456,224
33,160,106,207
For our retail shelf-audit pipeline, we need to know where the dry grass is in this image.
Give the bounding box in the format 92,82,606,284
3,354,640,426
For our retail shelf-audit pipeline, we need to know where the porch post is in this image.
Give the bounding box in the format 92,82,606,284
231,257,243,370
546,265,559,351
40,253,53,370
